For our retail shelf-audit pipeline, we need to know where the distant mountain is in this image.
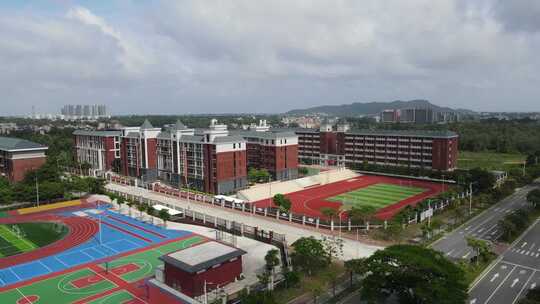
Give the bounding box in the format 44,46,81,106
286,100,470,116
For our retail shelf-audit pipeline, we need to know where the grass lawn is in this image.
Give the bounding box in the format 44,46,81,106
326,183,425,211
458,151,526,170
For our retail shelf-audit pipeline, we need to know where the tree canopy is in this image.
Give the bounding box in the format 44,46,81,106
359,245,467,304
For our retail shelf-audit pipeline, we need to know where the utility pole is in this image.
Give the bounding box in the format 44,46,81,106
469,182,473,215
35,174,39,207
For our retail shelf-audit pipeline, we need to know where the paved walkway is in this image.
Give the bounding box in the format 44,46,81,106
106,183,382,260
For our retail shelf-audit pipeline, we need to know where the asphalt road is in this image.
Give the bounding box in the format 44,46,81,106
432,184,534,259
468,219,540,304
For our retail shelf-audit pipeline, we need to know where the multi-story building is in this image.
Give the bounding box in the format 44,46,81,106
120,120,161,179
73,130,121,172
380,110,400,123
295,121,458,171
0,137,48,182
232,120,298,180
156,120,248,194
61,104,108,119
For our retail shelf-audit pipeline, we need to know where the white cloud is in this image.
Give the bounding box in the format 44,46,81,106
0,1,539,115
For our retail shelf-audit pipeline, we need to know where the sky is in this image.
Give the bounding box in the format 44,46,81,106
1,0,539,115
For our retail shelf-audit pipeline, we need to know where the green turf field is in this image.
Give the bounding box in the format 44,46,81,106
0,224,37,257
0,235,206,304
0,222,68,257
327,183,426,210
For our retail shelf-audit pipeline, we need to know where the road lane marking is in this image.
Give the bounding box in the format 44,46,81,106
463,251,472,259
484,266,516,303
522,242,528,248
511,278,520,288
490,273,499,282
470,299,476,304
512,271,535,304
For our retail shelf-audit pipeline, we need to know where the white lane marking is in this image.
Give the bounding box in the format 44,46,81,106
532,283,537,289
478,228,485,233
485,266,516,303
511,278,520,288
446,249,455,256
463,251,472,259
491,230,498,235
536,253,539,258
501,265,508,270
522,242,528,248
512,271,535,304
470,299,476,304
490,273,499,282
465,226,472,231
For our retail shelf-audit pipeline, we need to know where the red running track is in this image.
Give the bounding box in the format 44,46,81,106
254,175,443,220
0,214,98,268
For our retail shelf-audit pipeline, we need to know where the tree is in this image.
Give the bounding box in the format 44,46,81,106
137,203,147,220
324,268,340,297
306,280,324,304
298,167,309,176
239,289,276,304
344,258,367,287
320,207,338,222
146,205,156,225
527,189,540,208
360,245,467,304
291,237,331,275
466,237,492,265
158,208,171,228
116,196,125,213
348,206,376,225
272,194,291,213
126,200,134,217
264,249,280,290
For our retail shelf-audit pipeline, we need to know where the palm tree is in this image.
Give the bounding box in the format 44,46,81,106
264,249,280,290
116,196,125,214
126,200,134,217
137,203,146,220
158,208,171,228
146,205,156,225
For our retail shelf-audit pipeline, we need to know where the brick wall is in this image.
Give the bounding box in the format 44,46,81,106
9,157,46,182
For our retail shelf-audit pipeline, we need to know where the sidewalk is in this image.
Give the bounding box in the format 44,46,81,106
106,183,382,260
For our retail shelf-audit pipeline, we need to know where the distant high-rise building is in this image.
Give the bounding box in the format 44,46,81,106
60,104,108,119
380,109,400,123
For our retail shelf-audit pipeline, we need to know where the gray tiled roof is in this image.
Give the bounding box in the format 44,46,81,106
212,135,246,143
73,130,122,137
0,137,48,151
140,119,154,129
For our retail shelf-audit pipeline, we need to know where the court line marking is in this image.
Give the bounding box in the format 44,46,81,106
38,260,53,273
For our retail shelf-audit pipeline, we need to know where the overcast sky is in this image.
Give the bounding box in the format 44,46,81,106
1,0,539,115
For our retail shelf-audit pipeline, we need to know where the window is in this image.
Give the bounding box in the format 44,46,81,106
233,143,236,149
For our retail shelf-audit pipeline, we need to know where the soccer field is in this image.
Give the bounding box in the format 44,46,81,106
326,183,426,210
0,225,37,257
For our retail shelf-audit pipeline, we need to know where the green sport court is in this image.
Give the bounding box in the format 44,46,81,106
326,183,426,210
0,225,37,258
0,235,205,304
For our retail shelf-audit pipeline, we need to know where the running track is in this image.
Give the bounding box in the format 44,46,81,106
0,214,98,269
254,175,443,220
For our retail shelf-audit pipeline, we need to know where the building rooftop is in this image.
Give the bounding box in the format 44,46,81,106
275,127,457,138
345,129,458,138
230,130,297,139
140,119,154,130
159,241,246,274
73,130,122,137
0,137,48,152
